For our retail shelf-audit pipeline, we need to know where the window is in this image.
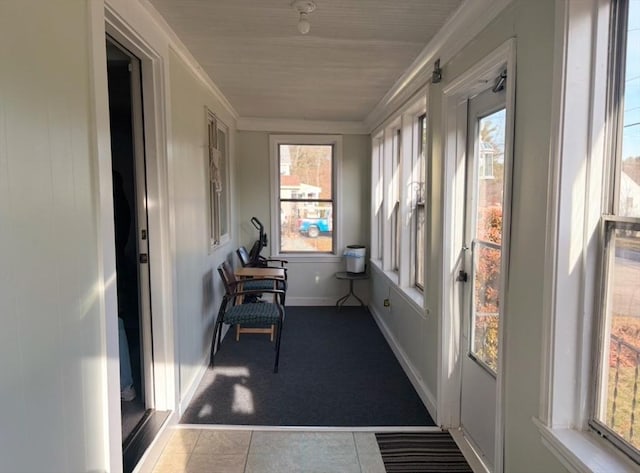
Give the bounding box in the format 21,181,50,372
271,135,341,254
207,109,230,250
391,128,401,271
372,135,384,260
591,0,640,461
414,114,427,290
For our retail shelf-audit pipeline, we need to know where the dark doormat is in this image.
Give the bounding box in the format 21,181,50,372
181,306,435,426
375,432,473,472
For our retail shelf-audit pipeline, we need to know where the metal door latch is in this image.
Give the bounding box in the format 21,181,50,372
139,253,148,264
456,270,468,282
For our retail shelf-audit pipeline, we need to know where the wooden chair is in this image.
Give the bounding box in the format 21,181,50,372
210,261,285,373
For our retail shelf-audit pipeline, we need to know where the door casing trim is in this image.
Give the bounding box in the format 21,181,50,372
88,3,178,471
437,38,516,473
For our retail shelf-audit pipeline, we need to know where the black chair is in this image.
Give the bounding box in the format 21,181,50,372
210,262,285,373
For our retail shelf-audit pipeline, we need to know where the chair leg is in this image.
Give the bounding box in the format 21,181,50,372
210,320,222,367
216,319,224,352
274,320,283,373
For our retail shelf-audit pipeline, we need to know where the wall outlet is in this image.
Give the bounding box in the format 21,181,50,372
383,298,390,307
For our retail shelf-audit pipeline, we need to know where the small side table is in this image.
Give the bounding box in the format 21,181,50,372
335,271,369,308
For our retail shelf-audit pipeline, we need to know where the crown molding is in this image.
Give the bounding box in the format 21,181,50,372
138,0,239,121
237,117,368,135
364,0,514,133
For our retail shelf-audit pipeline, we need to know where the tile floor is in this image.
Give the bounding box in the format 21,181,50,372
152,428,386,473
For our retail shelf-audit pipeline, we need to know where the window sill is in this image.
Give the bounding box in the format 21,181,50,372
534,418,638,473
272,253,343,264
209,235,232,255
402,286,425,315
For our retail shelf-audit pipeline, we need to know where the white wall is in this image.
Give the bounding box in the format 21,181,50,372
0,2,110,471
0,0,241,471
236,131,370,305
168,49,238,404
444,3,566,470
371,1,568,471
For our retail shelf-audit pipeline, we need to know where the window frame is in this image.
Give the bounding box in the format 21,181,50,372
589,0,640,462
538,0,640,471
391,127,401,272
370,90,426,311
206,108,231,252
371,133,385,262
269,134,342,258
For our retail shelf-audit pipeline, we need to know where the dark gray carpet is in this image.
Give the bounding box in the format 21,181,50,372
376,432,472,472
180,306,435,426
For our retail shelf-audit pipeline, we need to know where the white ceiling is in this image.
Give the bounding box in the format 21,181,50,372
148,0,464,122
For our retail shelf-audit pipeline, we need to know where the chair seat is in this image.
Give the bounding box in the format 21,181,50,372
224,302,283,326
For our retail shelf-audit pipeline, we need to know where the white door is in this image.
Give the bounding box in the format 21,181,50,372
459,85,507,470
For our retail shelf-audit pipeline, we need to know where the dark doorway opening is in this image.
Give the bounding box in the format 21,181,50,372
106,36,168,473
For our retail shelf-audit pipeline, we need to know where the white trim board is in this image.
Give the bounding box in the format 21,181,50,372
286,297,346,306
176,424,443,432
237,117,368,135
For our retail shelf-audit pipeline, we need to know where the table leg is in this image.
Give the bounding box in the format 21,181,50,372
336,279,365,308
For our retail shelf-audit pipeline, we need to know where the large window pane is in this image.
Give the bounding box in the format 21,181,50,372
470,108,506,372
279,144,333,253
415,114,427,290
595,226,640,453
619,0,640,217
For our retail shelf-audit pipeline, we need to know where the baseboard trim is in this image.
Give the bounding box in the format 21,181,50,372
369,304,438,422
178,361,208,419
177,424,442,432
286,297,346,306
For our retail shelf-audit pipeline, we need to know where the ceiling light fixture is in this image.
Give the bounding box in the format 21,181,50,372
292,0,316,35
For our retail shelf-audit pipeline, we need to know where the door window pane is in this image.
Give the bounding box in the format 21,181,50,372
471,108,506,372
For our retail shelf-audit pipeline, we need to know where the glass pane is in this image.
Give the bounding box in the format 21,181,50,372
378,141,384,258
415,205,425,289
414,115,427,289
596,227,640,452
470,108,506,372
620,0,640,217
472,242,501,371
279,144,333,253
280,202,333,252
279,144,332,198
